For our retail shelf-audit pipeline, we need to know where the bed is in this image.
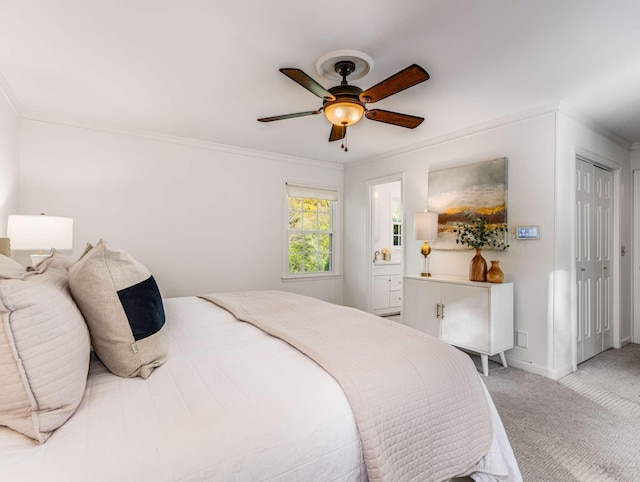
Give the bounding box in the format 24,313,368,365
0,246,521,482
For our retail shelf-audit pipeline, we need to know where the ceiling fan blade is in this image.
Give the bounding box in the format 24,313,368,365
329,124,347,142
359,64,429,103
280,68,336,101
257,109,321,122
365,109,424,129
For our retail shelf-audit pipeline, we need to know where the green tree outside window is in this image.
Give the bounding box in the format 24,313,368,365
288,197,333,273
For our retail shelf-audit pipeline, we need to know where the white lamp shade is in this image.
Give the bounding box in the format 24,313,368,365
414,211,439,240
7,215,73,250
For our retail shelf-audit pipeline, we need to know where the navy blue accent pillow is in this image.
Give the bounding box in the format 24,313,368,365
117,275,165,341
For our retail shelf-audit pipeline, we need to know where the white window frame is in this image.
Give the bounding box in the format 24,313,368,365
282,181,341,280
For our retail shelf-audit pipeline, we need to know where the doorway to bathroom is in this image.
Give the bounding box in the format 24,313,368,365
366,174,404,316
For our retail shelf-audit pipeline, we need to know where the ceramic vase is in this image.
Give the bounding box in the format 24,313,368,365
486,260,504,283
469,248,487,282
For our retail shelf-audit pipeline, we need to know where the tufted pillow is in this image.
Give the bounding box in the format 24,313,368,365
0,259,91,444
68,240,166,379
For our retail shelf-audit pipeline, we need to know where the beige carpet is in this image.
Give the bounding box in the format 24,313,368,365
477,344,640,482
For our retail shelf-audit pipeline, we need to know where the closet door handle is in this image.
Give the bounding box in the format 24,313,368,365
435,303,441,319
441,304,446,319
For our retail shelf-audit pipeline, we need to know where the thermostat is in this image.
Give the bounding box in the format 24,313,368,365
516,226,540,240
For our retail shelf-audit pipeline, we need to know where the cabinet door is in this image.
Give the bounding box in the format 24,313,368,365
390,275,403,290
389,290,402,308
373,276,390,310
403,279,440,337
389,275,403,308
441,284,489,352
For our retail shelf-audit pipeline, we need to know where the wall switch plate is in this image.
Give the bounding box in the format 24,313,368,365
516,331,528,348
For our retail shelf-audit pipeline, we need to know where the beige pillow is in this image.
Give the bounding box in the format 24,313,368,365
0,259,91,444
0,254,26,279
68,240,166,379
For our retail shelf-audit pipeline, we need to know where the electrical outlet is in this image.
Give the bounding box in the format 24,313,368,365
516,331,528,348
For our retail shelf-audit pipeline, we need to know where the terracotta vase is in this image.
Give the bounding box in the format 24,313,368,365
469,248,487,282
486,260,504,283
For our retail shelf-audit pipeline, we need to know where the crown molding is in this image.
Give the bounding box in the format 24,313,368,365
347,100,633,169
348,101,563,168
557,101,633,150
20,111,344,171
0,73,23,116
15,100,634,169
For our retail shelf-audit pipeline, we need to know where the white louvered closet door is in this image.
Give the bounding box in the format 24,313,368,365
576,159,613,364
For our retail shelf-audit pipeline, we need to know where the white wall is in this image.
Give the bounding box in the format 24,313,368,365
345,109,632,378
14,106,633,378
0,90,20,235
18,120,344,303
346,113,557,375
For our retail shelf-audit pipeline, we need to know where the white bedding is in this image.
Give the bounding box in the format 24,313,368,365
0,296,520,481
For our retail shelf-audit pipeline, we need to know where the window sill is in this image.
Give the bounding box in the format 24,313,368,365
281,273,342,282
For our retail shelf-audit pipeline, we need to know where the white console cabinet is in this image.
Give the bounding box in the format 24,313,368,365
402,275,514,376
372,263,402,315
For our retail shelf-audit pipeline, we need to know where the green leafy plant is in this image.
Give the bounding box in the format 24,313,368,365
453,211,509,250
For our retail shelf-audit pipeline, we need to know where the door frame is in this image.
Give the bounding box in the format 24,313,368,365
572,147,622,371
365,173,405,314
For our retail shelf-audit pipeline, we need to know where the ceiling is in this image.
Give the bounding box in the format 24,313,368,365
1,0,639,164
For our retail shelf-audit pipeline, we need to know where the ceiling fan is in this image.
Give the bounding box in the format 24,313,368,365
257,60,430,150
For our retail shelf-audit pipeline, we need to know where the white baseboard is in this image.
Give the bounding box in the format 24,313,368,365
505,357,574,380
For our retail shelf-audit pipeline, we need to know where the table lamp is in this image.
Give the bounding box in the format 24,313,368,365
7,214,73,266
414,211,438,277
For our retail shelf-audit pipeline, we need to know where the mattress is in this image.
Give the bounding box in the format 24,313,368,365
0,296,519,481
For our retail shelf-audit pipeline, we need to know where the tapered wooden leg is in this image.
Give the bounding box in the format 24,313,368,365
499,352,508,368
481,355,488,376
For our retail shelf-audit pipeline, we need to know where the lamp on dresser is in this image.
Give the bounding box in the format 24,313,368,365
7,214,73,266
414,211,438,277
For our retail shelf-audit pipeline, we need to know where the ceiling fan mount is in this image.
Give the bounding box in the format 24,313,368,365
334,60,357,83
257,54,430,149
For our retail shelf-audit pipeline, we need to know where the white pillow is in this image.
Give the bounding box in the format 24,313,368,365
0,259,91,443
68,240,167,379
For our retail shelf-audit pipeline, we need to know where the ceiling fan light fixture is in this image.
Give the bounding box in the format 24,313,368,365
324,101,365,126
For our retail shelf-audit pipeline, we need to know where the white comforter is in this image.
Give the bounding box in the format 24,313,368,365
0,296,520,482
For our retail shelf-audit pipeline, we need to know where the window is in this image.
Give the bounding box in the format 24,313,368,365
285,183,338,276
391,197,402,247
393,223,402,247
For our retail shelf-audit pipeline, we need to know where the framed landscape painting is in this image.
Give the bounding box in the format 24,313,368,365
427,157,508,249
